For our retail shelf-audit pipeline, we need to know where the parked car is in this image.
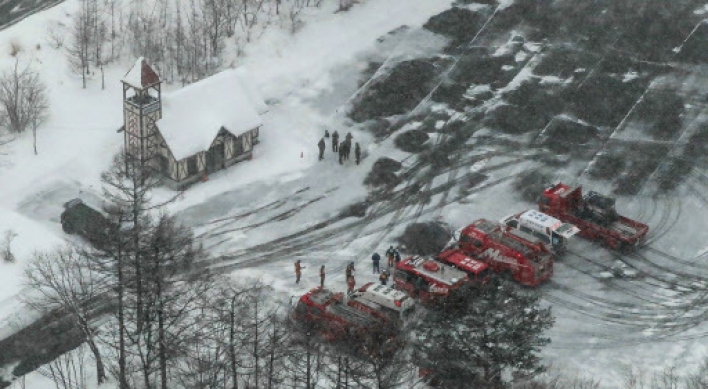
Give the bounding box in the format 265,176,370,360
60,198,114,248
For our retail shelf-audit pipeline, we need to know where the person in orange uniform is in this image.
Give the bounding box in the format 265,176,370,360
347,275,356,296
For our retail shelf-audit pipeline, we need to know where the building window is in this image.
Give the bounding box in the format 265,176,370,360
187,155,199,175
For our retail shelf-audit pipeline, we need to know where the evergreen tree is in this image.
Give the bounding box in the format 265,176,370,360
412,279,554,388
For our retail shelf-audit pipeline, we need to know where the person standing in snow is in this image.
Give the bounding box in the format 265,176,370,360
339,142,346,165
294,260,304,284
320,265,326,288
394,248,402,265
347,275,356,296
355,142,361,165
324,129,330,138
318,138,325,161
386,246,396,268
345,262,355,279
332,131,339,152
372,252,381,274
344,139,351,161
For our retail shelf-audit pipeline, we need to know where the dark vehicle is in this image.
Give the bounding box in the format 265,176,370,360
60,199,114,248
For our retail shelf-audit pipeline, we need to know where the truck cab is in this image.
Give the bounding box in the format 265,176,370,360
436,248,491,283
393,256,469,303
501,209,579,254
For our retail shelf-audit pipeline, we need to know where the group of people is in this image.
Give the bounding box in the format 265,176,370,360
317,130,361,165
371,246,402,286
295,245,404,296
294,260,328,288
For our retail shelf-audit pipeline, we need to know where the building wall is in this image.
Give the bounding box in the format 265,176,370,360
156,127,259,190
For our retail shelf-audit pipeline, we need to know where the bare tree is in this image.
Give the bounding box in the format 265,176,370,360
45,344,90,389
24,247,109,384
99,151,160,388
67,0,92,88
285,0,306,34
0,58,49,153
46,21,67,50
1,229,17,263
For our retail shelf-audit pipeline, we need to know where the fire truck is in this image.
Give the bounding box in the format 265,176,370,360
393,256,469,303
501,209,579,254
538,183,649,250
454,219,553,286
293,287,384,341
348,283,415,322
436,248,491,283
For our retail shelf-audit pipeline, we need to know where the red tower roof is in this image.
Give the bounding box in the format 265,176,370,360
122,57,160,89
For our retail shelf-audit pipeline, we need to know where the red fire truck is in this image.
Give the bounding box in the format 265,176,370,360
454,219,553,286
293,287,384,341
538,183,649,250
436,248,491,283
393,256,469,303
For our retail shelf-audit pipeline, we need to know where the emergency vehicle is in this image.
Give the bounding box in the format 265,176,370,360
538,183,649,250
348,283,415,322
454,219,553,286
393,256,469,303
293,287,384,341
501,209,579,254
436,248,491,283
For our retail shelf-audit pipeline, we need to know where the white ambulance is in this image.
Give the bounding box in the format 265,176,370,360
501,210,579,254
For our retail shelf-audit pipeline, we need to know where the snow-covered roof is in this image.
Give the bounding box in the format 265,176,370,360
122,57,161,89
234,67,268,114
157,69,264,161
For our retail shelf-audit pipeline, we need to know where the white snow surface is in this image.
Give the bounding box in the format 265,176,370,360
157,68,264,161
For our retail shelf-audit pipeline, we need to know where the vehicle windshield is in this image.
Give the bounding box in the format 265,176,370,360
551,233,563,247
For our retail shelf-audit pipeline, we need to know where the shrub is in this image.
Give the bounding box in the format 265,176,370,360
451,53,515,85
396,222,451,256
339,201,370,218
631,90,684,140
364,158,403,188
561,74,648,127
587,153,625,180
349,59,437,122
394,129,429,153
483,104,547,134
512,169,553,203
654,158,692,193
423,7,490,44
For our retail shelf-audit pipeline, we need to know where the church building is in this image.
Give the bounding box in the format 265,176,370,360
120,57,266,189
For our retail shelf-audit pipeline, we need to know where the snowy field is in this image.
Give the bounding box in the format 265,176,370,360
2,0,708,387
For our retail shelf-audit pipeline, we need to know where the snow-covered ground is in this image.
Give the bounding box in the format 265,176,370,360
3,0,708,387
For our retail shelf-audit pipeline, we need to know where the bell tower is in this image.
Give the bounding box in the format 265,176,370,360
121,57,162,169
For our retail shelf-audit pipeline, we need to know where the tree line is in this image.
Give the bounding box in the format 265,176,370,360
57,0,343,90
